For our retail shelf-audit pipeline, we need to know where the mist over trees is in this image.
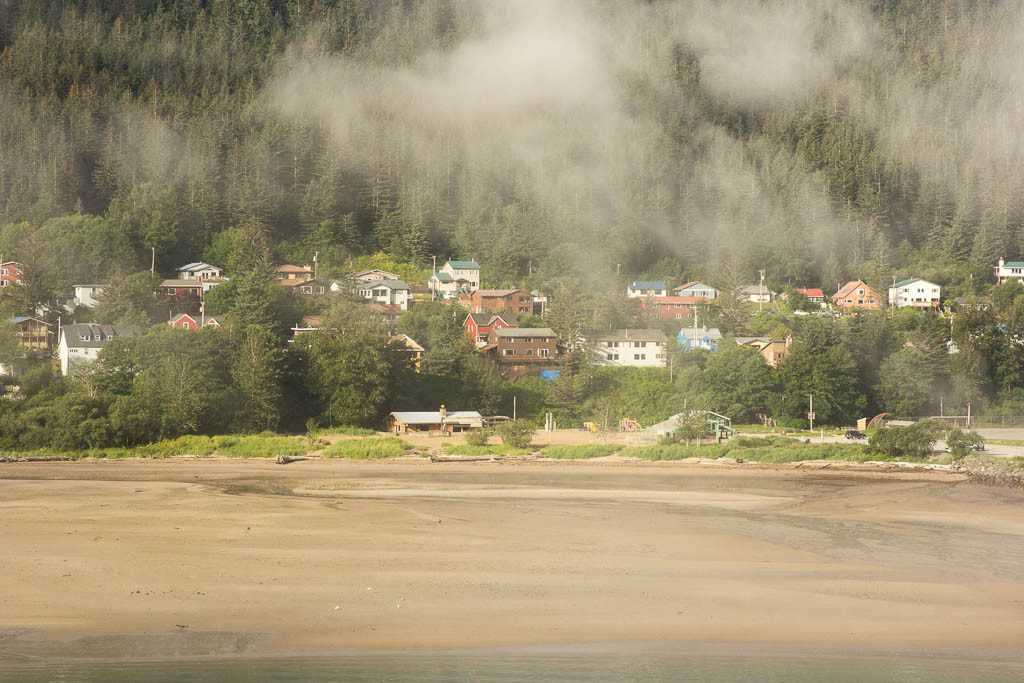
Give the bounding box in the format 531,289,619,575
0,0,1019,300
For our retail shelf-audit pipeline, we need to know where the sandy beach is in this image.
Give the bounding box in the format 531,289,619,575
1,457,1024,661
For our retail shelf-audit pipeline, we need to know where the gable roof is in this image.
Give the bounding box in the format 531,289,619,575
432,272,454,283
161,278,202,289
277,264,313,273
674,281,715,292
466,312,518,327
833,280,874,300
1001,261,1024,268
593,328,667,342
893,277,938,289
360,279,409,290
168,313,197,325
474,288,526,297
495,327,556,338
391,334,425,351
639,296,706,305
444,260,480,270
11,316,49,326
739,285,777,295
629,280,667,290
679,327,723,341
178,262,221,272
60,323,141,349
796,287,824,298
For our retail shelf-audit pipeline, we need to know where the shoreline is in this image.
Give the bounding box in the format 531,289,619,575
2,458,1023,661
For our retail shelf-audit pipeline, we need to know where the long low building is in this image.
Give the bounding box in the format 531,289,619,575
386,408,484,434
590,329,667,367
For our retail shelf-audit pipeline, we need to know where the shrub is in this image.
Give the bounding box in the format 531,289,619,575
324,437,411,459
442,443,530,456
464,429,492,447
540,445,620,459
946,428,984,461
867,421,942,460
496,420,535,449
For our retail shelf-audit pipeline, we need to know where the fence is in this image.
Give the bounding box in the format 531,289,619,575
918,415,1024,429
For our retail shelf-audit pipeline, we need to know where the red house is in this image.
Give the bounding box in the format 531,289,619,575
637,296,706,321
168,313,221,330
0,261,25,290
464,313,518,346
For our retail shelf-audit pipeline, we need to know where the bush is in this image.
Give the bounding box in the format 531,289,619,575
442,443,530,456
324,437,411,459
540,445,620,459
946,428,984,461
496,420,535,449
867,421,943,460
464,429,492,447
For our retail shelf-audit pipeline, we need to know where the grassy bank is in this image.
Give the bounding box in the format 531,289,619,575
323,438,412,459
442,443,532,456
539,445,621,459
623,438,873,463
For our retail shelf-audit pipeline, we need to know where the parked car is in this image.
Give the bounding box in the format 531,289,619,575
844,429,867,440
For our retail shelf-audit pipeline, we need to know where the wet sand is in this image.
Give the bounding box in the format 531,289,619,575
1,458,1023,660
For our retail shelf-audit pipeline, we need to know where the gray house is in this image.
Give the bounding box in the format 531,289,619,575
57,323,141,376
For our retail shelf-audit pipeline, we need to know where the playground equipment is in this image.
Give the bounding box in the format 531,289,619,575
582,421,600,432
619,418,641,432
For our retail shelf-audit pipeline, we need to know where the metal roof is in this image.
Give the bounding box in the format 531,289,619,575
629,280,667,290
360,279,409,290
593,328,666,342
495,327,556,338
60,323,141,349
445,260,480,269
389,411,482,425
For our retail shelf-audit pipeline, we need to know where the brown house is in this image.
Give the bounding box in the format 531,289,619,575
276,264,314,281
488,327,558,366
832,280,881,312
11,316,51,351
460,288,534,316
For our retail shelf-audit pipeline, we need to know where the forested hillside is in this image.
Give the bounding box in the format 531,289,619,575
0,0,1021,300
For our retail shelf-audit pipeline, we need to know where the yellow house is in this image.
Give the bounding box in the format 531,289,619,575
391,334,425,371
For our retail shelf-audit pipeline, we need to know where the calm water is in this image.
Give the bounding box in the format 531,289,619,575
2,649,1022,683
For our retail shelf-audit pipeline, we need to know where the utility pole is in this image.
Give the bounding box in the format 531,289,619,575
808,393,815,432
967,401,971,429
758,269,765,313
313,251,319,279
150,246,156,275
513,395,517,421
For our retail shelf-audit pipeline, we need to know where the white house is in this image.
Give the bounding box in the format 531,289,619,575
627,280,668,298
430,260,480,299
995,257,1024,284
591,329,667,367
177,262,223,281
673,281,718,299
354,268,400,282
357,279,411,310
888,278,940,308
73,284,108,309
57,323,141,376
739,285,776,304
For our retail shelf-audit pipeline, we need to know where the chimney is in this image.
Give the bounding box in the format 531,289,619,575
999,256,1005,268
440,404,447,420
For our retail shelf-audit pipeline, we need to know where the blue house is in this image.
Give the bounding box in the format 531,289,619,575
678,326,723,352
627,280,667,298
673,281,718,299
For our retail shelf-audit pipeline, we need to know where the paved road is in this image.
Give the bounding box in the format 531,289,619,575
737,429,1024,458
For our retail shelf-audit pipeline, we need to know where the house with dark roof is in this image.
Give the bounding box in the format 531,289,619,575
57,323,141,376
626,280,667,298
487,327,559,368
276,264,314,282
459,288,533,315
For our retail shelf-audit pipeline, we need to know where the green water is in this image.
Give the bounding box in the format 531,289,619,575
2,650,1021,682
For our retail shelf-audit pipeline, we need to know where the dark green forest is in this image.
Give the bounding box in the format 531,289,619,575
0,0,1021,294
1,0,1023,450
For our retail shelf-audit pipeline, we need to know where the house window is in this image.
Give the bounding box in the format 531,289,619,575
539,349,550,357
525,349,534,356
675,313,681,319
503,349,516,356
606,353,618,361
522,337,532,343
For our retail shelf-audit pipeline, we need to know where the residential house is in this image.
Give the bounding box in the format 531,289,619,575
276,264,314,282
0,261,24,291
281,278,327,295
637,296,705,321
429,260,480,299
73,284,108,309
995,257,1024,284
357,279,411,310
591,329,667,367
290,315,323,339
488,327,559,366
354,268,400,282
391,334,425,371
460,288,533,316
673,281,718,299
888,278,941,309
167,313,221,330
795,287,825,304
177,262,223,281
161,279,203,301
678,326,723,352
831,280,881,311
386,407,484,434
11,316,51,351
531,290,549,316
627,280,668,298
736,336,791,367
740,285,777,304
464,312,518,346
57,323,141,376
367,302,402,326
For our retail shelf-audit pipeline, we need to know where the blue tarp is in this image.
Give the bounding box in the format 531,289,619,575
539,370,561,380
